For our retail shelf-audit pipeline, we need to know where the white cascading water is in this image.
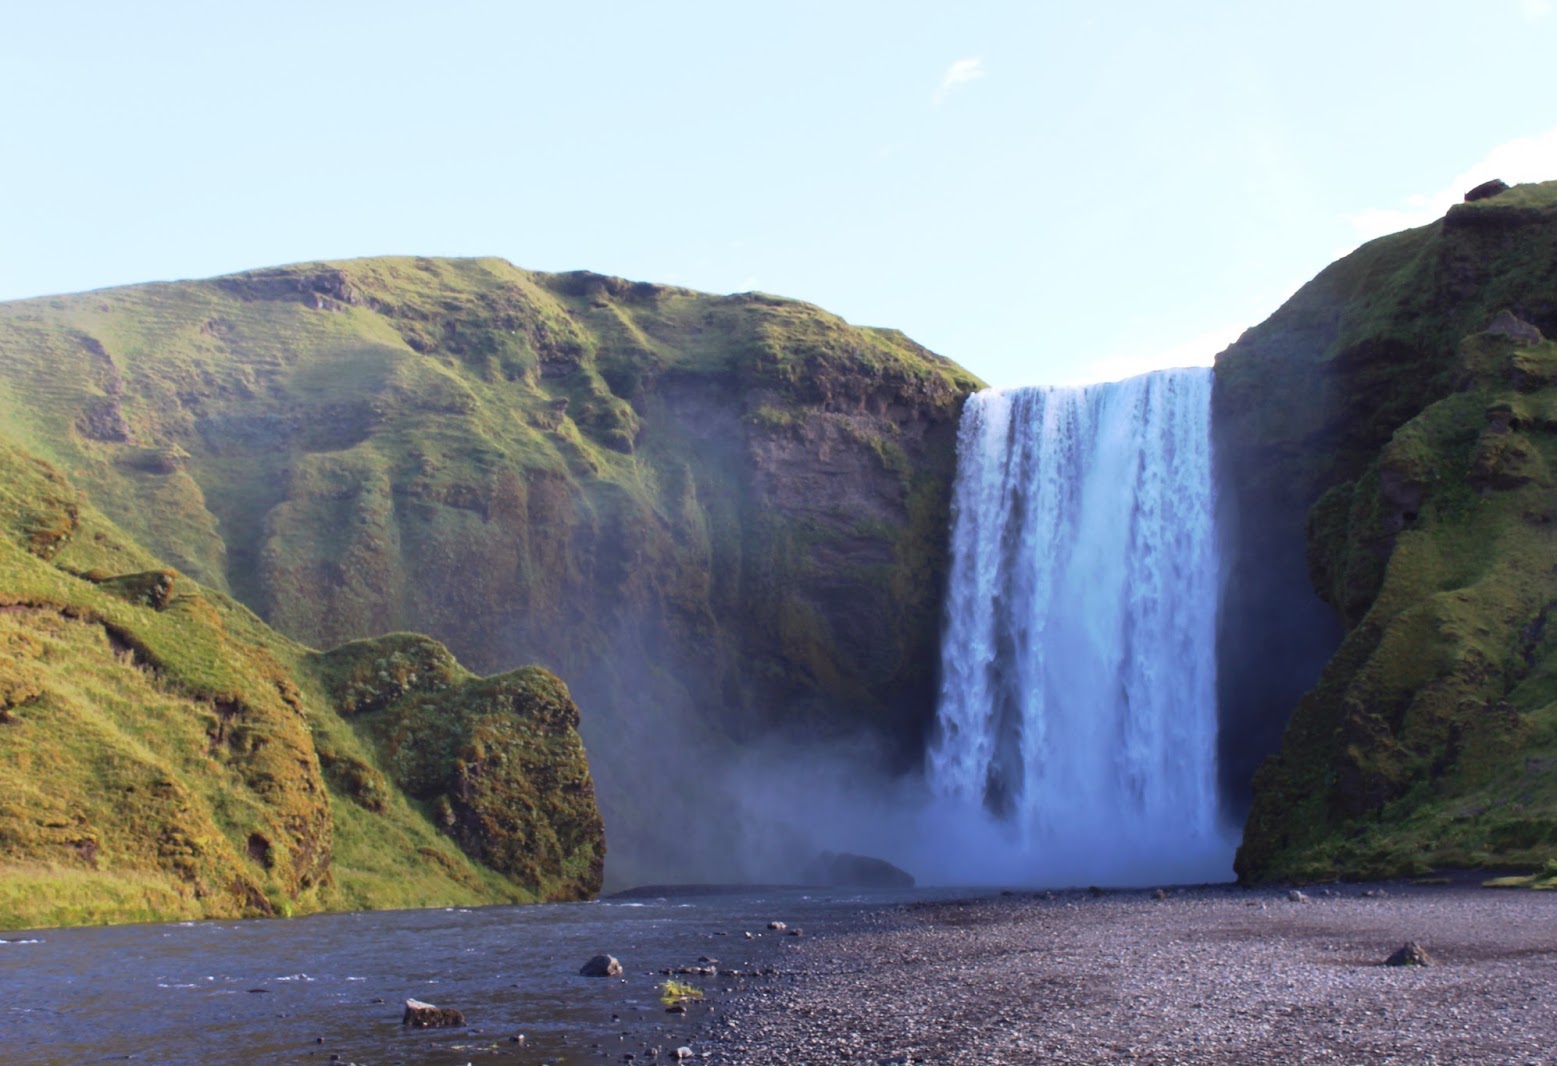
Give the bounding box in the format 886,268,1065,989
926,367,1233,886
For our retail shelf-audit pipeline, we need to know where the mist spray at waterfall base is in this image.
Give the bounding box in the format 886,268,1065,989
593,368,1234,892
920,368,1237,887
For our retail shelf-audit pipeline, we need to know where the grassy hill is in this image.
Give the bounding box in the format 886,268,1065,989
0,437,602,929
0,257,981,884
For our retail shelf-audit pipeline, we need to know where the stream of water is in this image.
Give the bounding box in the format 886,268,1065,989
1,887,943,1064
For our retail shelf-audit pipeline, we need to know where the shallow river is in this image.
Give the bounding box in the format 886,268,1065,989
0,886,945,1064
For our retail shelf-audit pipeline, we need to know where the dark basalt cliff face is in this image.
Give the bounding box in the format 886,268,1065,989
0,257,981,884
1217,180,1557,880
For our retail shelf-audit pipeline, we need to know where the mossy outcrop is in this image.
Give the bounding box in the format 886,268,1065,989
1218,180,1557,881
0,257,981,882
0,439,602,929
318,636,603,899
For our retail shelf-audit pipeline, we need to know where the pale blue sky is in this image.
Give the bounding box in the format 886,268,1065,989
4,1,1555,386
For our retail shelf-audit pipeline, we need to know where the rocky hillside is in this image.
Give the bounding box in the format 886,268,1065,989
0,258,981,884
1216,180,1557,881
0,438,602,929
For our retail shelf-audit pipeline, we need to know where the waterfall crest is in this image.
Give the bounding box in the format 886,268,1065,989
927,368,1232,885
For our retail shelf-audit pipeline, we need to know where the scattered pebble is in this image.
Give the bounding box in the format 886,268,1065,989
693,886,1557,1064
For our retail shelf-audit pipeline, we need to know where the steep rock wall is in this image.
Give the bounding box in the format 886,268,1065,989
1215,180,1557,879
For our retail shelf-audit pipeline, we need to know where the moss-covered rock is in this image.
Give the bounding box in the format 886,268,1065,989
1220,180,1557,882
318,639,604,899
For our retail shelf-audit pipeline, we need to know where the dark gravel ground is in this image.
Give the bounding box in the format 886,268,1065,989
688,882,1557,1065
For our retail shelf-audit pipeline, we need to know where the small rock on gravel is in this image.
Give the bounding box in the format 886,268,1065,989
1385,941,1433,967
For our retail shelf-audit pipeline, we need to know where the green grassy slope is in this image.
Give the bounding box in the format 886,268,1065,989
1219,180,1557,881
0,257,981,883
0,438,602,929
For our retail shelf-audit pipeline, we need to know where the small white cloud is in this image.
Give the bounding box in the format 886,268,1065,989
1519,0,1552,19
933,57,985,107
1343,127,1557,242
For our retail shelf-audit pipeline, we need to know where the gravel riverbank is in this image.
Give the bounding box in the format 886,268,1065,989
693,883,1557,1065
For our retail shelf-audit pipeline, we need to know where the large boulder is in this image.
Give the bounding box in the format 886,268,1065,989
801,850,915,888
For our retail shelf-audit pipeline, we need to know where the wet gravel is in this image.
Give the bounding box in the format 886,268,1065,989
694,883,1557,1064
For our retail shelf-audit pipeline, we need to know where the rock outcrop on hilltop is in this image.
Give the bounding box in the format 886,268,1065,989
1216,179,1557,881
0,259,981,883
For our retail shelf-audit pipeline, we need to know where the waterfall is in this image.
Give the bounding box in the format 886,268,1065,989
926,368,1232,885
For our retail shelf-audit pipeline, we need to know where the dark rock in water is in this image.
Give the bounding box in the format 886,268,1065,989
801,850,916,889
580,954,623,977
1385,941,1433,967
402,998,465,1028
1152,888,1168,900
1465,178,1510,202
1287,889,1310,903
